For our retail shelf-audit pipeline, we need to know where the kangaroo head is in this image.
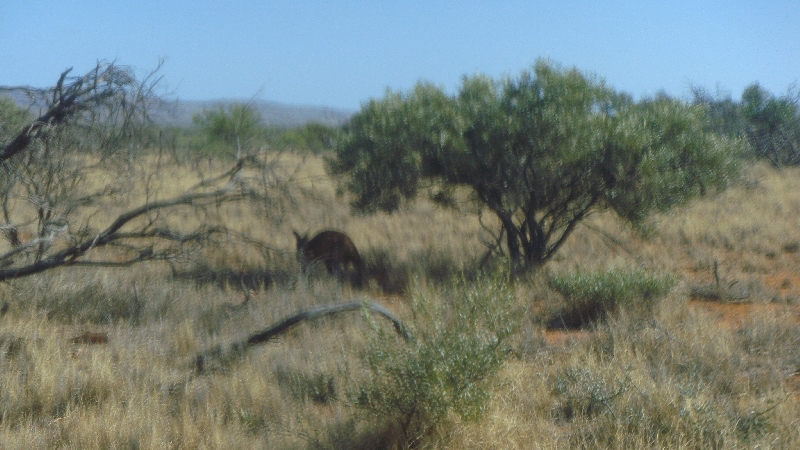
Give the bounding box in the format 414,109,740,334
293,230,309,251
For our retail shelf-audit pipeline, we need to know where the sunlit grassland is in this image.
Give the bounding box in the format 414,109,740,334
1,153,799,449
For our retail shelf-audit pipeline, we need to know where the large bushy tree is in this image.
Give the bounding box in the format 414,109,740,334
741,84,800,166
692,83,800,167
329,60,742,272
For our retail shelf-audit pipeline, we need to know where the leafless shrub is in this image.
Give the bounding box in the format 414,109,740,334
0,62,299,284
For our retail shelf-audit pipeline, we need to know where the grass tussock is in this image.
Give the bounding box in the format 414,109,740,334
448,305,800,449
1,154,799,448
547,269,676,329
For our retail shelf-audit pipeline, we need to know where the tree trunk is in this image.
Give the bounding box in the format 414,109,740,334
521,216,547,270
498,214,524,274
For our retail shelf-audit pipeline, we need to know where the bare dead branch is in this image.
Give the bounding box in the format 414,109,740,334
0,173,243,281
1,62,148,163
193,300,411,374
1,62,297,285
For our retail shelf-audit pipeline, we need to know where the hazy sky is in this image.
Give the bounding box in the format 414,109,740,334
1,1,797,110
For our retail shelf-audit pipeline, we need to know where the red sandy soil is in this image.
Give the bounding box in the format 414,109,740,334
764,272,800,299
688,298,800,329
543,329,594,347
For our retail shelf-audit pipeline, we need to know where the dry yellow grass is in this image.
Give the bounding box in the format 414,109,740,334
1,153,799,448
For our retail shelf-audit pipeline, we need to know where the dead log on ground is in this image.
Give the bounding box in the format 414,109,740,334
194,300,410,374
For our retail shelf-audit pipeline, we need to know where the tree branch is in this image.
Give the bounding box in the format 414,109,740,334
0,175,244,281
193,300,411,374
1,62,138,163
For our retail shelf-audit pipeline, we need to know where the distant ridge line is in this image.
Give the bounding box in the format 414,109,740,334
0,87,354,128
165,98,355,128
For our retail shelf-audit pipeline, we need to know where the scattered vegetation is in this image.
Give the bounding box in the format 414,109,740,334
1,60,799,449
329,59,743,273
192,102,266,158
693,82,800,166
175,108,339,158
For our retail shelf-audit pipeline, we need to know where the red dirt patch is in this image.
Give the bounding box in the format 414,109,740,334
544,329,592,346
689,299,800,401
688,299,800,329
764,272,800,296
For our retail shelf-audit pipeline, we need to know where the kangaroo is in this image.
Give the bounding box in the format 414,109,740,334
293,230,365,287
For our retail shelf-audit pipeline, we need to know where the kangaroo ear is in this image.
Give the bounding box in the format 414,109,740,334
293,230,308,243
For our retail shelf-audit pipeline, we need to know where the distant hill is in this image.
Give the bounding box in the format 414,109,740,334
0,87,354,128
156,98,354,128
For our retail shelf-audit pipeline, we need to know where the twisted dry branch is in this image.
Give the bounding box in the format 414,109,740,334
193,300,411,374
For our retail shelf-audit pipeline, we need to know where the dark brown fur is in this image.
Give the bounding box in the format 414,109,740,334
294,230,365,287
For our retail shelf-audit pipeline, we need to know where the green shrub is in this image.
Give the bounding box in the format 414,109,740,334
352,274,519,447
278,122,339,154
0,97,31,146
548,269,675,328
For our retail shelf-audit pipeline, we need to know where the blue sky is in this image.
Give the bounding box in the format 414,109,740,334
1,1,797,110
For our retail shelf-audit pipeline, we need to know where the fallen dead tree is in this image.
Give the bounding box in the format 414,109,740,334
193,299,410,374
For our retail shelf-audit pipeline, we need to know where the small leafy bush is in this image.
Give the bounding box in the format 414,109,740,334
548,269,675,328
353,274,519,448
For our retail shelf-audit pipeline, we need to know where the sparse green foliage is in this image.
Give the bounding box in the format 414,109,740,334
0,97,31,146
353,274,519,447
691,86,748,140
331,60,742,272
741,83,800,166
279,122,339,154
692,83,800,167
193,102,264,157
